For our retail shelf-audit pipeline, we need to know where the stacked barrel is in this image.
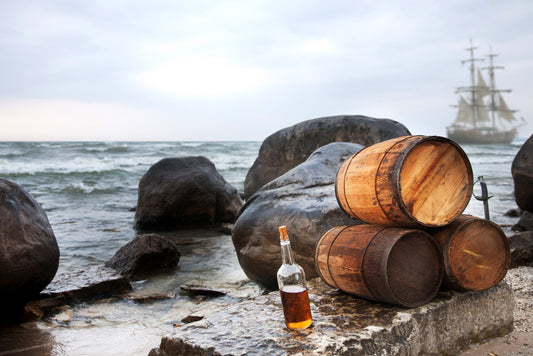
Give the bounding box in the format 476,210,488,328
315,135,510,307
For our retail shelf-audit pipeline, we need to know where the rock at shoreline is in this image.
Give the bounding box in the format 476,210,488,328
511,135,533,234
512,210,533,232
134,156,243,230
512,134,533,212
180,283,228,298
232,142,363,290
505,207,523,217
243,115,411,198
42,265,132,300
106,234,180,280
0,178,60,312
509,231,533,268
20,265,132,322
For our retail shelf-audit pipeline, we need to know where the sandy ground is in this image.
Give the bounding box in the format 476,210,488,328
460,265,533,356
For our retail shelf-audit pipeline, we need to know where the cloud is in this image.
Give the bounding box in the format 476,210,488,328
137,56,272,97
0,98,172,141
0,0,531,140
298,38,342,56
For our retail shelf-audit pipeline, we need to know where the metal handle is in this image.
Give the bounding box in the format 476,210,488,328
473,176,492,220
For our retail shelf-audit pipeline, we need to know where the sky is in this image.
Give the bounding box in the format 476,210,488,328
1,0,532,141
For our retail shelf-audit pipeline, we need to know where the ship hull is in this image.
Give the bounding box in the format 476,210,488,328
446,127,516,145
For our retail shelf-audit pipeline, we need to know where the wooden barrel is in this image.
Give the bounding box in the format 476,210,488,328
315,225,443,307
335,135,473,228
429,215,510,291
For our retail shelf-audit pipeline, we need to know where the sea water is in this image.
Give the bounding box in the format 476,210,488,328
0,141,260,273
0,140,526,355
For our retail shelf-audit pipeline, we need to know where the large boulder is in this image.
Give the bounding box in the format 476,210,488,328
512,135,533,212
509,231,533,268
243,115,411,198
232,142,363,290
134,156,243,230
106,234,180,280
0,178,60,309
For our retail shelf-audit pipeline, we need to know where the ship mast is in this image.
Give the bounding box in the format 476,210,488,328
483,46,512,129
456,39,485,128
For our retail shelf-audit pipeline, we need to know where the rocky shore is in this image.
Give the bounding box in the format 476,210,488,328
1,116,532,355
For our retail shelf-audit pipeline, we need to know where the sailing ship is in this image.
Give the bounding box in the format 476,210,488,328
447,41,524,144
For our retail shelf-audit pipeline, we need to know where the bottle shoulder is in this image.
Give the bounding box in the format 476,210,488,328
277,263,307,288
277,262,305,276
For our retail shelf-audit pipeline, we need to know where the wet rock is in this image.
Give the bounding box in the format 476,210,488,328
20,295,67,322
505,207,522,217
218,223,233,235
151,278,513,356
181,315,204,324
122,291,175,303
512,134,533,212
20,266,132,323
0,322,56,355
512,210,533,232
0,178,60,314
232,142,364,290
243,115,410,198
180,283,228,298
41,265,132,302
134,156,243,230
106,234,180,280
509,231,533,267
51,305,73,323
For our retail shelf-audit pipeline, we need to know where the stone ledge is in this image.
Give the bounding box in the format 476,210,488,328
19,265,133,322
150,278,514,356
42,265,132,301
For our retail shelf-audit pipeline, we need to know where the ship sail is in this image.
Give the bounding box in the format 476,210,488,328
455,96,474,125
474,69,491,124
476,69,490,98
477,99,491,123
497,94,518,123
453,88,490,126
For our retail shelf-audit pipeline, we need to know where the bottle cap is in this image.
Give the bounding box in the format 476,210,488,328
279,226,288,241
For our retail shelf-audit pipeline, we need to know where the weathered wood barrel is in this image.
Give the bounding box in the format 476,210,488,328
335,135,473,228
429,215,510,291
315,225,443,307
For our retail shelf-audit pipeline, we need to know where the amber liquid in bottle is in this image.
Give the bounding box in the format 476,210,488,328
280,285,312,329
277,226,312,330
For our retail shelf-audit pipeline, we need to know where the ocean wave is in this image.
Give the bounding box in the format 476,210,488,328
179,142,205,148
211,159,256,171
0,147,51,160
1,142,259,176
469,158,515,165
60,182,97,194
77,144,132,154
59,182,121,195
0,155,160,175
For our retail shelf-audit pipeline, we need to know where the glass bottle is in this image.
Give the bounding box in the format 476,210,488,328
277,225,312,330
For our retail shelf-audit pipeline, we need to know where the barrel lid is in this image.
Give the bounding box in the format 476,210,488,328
446,219,510,291
384,230,443,307
363,228,443,308
397,136,473,227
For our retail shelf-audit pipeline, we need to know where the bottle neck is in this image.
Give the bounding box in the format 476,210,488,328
280,239,294,265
